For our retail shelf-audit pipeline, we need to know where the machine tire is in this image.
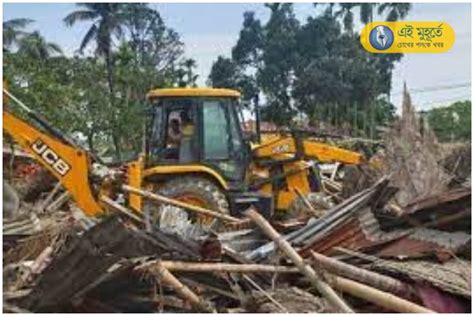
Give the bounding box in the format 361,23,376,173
145,176,229,233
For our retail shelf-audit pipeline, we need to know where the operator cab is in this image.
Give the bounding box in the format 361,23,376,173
146,88,249,182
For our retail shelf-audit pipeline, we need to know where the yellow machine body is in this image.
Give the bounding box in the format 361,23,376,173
3,111,104,216
130,88,363,213
3,86,363,218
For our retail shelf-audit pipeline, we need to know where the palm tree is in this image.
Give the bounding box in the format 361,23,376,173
359,3,377,24
17,31,62,60
335,3,356,32
378,3,411,21
64,3,126,100
184,58,198,87
3,18,34,51
64,3,127,159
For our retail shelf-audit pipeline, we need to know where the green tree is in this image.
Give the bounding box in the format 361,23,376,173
3,18,34,51
293,6,401,136
64,3,127,158
427,100,471,142
231,11,263,102
358,3,377,24
208,55,258,104
208,56,240,89
5,5,191,159
17,31,62,60
183,58,198,87
232,11,264,67
121,3,184,73
109,4,191,155
4,52,110,152
335,3,356,32
258,3,300,125
213,3,410,133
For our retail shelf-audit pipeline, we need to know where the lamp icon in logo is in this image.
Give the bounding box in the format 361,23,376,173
369,25,394,50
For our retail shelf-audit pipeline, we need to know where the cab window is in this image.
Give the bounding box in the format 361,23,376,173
149,98,197,163
202,100,230,160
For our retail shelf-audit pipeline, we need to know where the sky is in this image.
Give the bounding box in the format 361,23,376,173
3,2,471,111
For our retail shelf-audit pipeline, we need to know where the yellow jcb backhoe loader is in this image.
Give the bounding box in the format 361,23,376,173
3,87,362,228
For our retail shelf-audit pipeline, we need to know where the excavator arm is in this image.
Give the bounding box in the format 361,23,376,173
252,135,363,165
249,134,363,211
3,91,104,217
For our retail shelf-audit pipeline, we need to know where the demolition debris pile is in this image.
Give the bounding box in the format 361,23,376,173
3,91,471,313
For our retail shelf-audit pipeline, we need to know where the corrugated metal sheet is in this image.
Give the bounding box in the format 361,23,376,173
300,207,470,259
300,208,405,257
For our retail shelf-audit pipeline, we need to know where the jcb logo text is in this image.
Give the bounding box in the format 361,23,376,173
31,139,71,176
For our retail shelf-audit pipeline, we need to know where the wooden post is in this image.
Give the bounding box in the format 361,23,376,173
332,276,434,313
245,208,354,313
310,251,412,296
148,261,214,312
139,260,299,274
122,185,241,223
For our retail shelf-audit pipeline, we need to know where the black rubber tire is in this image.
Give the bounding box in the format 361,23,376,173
144,176,229,231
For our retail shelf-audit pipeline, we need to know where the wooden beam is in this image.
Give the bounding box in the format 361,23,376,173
147,261,215,312
122,185,241,223
245,208,354,313
310,251,412,296
139,260,299,274
332,276,434,313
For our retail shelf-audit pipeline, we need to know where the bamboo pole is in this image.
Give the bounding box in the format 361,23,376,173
245,208,354,313
100,196,143,223
322,176,343,192
3,218,34,229
322,187,344,203
38,181,62,212
139,260,299,274
45,191,71,213
310,251,412,296
122,185,241,223
332,276,434,313
148,261,214,312
330,162,341,181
